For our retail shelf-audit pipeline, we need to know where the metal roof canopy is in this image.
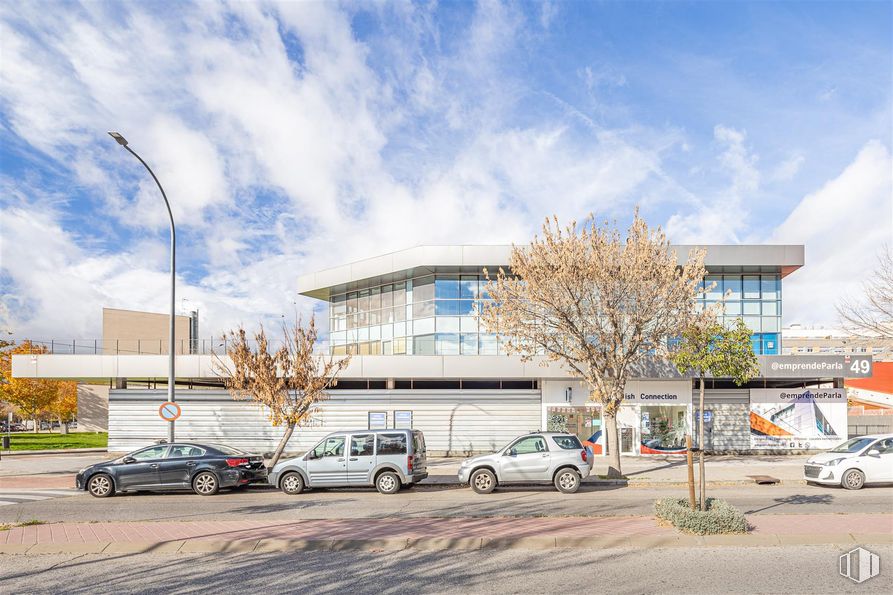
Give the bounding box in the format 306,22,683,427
297,244,805,300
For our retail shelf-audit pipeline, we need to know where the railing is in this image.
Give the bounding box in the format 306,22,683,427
14,338,334,356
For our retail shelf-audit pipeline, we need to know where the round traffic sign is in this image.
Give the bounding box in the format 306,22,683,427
158,401,181,422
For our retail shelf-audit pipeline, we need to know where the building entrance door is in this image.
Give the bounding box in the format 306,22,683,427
620,428,636,454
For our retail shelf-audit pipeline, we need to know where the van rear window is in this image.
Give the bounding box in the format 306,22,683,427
552,435,583,450
413,432,425,454
378,433,407,455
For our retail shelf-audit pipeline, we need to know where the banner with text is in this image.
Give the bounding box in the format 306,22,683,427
749,388,847,450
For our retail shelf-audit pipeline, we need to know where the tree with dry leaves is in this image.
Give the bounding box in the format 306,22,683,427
216,316,351,469
1,340,71,433
837,247,893,340
481,212,706,477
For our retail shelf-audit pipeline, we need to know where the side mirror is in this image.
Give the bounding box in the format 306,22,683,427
306,451,317,460
123,456,136,464
506,448,517,457
867,449,881,456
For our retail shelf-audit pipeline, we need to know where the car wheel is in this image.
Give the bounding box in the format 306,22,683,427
554,468,581,494
87,473,114,498
280,472,304,495
842,469,865,490
470,469,497,494
376,471,400,495
192,471,219,496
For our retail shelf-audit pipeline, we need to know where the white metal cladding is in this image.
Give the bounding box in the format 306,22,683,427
108,389,541,455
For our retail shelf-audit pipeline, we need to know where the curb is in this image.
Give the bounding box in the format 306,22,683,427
0,448,108,457
2,533,889,555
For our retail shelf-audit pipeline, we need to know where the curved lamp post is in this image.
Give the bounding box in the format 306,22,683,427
108,131,176,443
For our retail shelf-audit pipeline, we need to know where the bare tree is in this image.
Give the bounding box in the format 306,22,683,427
481,212,706,477
216,316,351,469
837,247,893,340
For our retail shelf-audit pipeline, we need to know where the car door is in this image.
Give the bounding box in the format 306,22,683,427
306,435,347,486
116,445,168,490
499,436,551,482
859,439,893,483
347,433,376,484
158,445,206,488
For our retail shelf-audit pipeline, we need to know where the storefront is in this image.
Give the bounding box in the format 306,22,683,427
542,380,692,456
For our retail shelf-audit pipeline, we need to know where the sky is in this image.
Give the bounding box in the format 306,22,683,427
0,0,891,345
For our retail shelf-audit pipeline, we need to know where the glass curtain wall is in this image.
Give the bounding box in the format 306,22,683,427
329,273,499,356
330,269,783,356
699,272,781,354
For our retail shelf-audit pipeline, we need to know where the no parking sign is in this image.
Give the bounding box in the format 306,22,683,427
158,401,181,422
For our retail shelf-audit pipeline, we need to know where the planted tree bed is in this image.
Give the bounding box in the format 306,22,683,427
654,497,749,535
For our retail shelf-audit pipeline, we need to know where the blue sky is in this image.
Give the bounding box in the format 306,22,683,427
1,0,891,342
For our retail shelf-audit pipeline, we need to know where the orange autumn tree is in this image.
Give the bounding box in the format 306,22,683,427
0,340,77,432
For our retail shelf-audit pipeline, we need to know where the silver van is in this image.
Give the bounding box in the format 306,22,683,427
268,429,428,495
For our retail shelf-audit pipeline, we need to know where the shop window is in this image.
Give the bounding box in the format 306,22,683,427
640,405,688,454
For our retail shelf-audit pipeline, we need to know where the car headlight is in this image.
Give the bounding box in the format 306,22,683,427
825,458,846,466
78,467,89,474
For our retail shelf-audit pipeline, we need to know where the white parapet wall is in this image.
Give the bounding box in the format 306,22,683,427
109,389,542,456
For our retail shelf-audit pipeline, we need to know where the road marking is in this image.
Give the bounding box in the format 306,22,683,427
0,488,80,506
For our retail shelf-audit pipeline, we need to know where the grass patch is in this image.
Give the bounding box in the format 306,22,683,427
5,432,107,451
654,497,748,535
0,520,46,531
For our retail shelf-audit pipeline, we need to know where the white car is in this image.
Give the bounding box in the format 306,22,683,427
804,434,893,490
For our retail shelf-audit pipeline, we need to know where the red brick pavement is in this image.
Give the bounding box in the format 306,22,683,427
0,475,73,489
1,514,890,545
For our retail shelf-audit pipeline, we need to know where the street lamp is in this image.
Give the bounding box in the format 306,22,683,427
108,131,177,443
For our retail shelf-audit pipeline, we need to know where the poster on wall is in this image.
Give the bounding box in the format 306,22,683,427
749,389,847,450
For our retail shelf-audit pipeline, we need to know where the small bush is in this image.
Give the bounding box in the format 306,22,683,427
654,497,748,535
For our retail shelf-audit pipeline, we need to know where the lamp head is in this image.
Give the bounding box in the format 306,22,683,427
108,131,128,146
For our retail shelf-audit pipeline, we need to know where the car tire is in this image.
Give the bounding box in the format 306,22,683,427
470,469,497,494
842,469,865,490
192,471,219,496
375,471,400,495
554,468,581,494
87,473,114,498
280,472,305,495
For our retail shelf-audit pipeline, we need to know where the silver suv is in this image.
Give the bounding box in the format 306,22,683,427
268,429,428,495
458,432,591,494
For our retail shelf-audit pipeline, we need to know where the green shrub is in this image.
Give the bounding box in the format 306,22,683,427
654,497,748,535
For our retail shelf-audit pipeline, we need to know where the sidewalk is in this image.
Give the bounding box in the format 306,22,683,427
1,513,890,554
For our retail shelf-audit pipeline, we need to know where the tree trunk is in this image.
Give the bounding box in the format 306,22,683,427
604,410,622,478
698,373,706,511
60,416,68,435
269,423,296,470
686,433,696,510
33,418,39,434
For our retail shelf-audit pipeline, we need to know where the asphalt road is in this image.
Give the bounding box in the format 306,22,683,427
1,482,891,523
2,545,891,594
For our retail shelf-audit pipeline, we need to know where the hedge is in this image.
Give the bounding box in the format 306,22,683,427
654,497,749,535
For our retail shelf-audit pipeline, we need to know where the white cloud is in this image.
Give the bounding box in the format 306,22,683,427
770,140,893,326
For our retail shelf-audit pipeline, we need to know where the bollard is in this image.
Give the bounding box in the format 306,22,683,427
2,435,10,450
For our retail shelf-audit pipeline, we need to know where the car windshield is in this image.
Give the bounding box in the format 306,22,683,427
830,438,874,453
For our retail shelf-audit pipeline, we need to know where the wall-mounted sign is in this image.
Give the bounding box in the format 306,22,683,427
368,411,387,430
623,380,692,404
760,356,872,378
749,388,847,450
394,410,413,429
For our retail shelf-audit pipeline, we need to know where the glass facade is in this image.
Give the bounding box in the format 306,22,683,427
329,272,500,356
698,272,781,355
329,270,783,356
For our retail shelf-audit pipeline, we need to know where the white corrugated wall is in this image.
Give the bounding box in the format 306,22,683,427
108,389,542,455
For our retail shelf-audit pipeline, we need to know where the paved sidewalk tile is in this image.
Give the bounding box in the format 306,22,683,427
0,544,33,554
27,542,108,554
330,538,409,551
406,537,482,550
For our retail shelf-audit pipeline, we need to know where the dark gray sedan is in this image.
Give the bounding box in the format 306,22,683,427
76,442,267,497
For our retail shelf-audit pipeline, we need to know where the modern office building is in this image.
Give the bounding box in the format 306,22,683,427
12,244,875,455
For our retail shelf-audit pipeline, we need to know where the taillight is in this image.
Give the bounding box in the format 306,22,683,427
581,450,588,463
407,455,413,473
226,458,249,467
